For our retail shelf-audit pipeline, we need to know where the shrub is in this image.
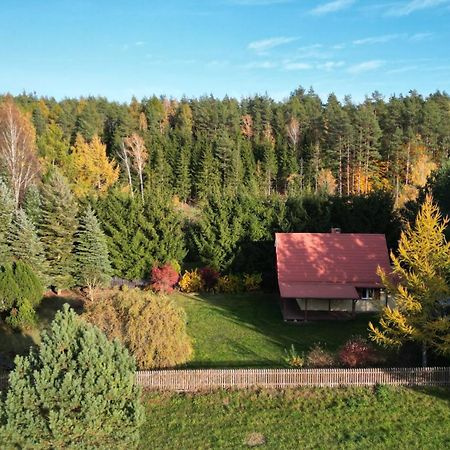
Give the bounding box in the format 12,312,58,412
179,269,204,293
0,304,144,449
338,336,379,368
12,260,43,307
283,344,304,368
199,267,220,291
150,263,179,293
83,288,193,369
0,264,20,312
5,299,37,330
216,274,244,294
243,273,262,292
0,262,43,331
305,343,335,368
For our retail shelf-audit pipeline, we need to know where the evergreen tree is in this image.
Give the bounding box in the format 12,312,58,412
39,170,79,291
0,264,19,312
143,190,186,268
7,209,49,286
0,304,144,449
370,195,450,366
192,193,244,270
23,184,42,226
0,179,14,266
75,206,112,299
96,190,157,279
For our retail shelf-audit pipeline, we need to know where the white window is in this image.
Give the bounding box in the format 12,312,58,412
361,288,375,300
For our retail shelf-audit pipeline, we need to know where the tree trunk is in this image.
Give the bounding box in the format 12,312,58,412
421,342,427,367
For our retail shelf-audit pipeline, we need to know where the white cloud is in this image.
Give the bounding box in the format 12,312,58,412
284,62,313,70
310,0,355,15
386,65,418,75
317,61,345,71
243,61,278,69
386,0,449,16
409,32,433,41
353,34,402,45
248,36,298,53
135,41,145,46
347,60,384,74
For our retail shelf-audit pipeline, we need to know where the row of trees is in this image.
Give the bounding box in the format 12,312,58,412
0,90,448,288
0,173,111,295
6,88,449,205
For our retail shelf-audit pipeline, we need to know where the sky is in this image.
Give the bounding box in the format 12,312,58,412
1,0,449,103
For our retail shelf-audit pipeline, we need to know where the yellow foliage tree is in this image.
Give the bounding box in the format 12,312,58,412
69,134,119,197
369,195,450,366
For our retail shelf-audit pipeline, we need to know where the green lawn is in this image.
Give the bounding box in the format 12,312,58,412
1,291,378,368
173,292,377,368
140,386,450,449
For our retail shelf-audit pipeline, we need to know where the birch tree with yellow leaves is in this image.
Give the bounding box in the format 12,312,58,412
369,195,450,366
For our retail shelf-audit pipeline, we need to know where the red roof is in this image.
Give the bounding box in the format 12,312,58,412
275,233,391,299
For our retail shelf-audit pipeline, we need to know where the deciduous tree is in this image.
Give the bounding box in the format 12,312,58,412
370,195,450,366
0,98,39,207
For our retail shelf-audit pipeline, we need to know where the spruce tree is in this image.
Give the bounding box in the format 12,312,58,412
75,206,112,299
192,193,244,270
7,209,49,286
39,170,79,291
143,190,186,268
0,304,144,449
23,184,42,226
0,179,14,266
96,190,157,279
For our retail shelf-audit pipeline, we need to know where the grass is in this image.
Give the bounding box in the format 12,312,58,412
1,290,377,368
0,293,82,366
172,292,377,368
140,386,450,449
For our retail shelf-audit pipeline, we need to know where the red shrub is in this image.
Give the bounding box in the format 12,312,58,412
338,337,379,368
199,267,220,291
150,264,179,293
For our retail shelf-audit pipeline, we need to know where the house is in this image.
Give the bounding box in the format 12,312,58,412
275,231,392,321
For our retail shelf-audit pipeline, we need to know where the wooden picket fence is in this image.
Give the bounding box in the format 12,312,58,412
1,367,449,392
135,367,450,392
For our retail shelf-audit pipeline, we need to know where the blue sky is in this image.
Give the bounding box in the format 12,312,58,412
1,0,449,102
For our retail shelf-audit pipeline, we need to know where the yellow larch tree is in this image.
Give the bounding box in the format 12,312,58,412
369,195,450,366
70,134,119,198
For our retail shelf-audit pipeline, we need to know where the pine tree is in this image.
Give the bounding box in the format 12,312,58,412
0,304,144,449
0,179,14,266
39,170,79,291
75,206,112,300
7,209,49,286
370,195,450,366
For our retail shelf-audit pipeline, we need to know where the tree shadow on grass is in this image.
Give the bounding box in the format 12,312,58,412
180,292,376,367
0,292,84,369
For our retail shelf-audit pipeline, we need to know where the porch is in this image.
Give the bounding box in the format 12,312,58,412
280,298,355,322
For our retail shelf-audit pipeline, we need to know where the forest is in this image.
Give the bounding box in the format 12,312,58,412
0,88,450,290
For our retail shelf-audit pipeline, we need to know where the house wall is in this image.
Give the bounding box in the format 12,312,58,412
296,298,383,313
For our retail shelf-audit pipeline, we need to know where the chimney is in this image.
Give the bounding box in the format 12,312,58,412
331,228,341,234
